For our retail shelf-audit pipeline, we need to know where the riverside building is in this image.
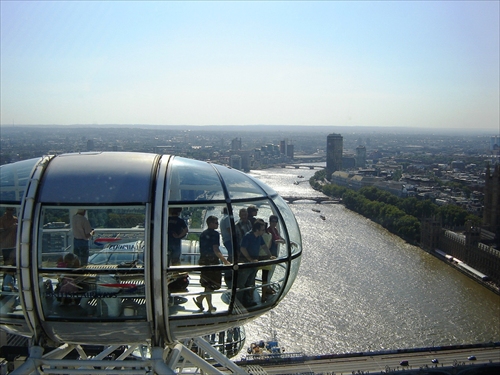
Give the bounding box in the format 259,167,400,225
327,133,343,176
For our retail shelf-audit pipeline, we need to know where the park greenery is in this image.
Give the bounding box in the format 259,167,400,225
310,170,481,245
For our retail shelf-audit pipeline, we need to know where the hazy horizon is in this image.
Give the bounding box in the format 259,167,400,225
1,1,499,132
1,123,497,136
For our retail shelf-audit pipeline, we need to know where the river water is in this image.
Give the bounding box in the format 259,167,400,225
243,166,500,355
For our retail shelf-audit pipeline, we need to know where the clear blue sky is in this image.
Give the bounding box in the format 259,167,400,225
1,1,499,131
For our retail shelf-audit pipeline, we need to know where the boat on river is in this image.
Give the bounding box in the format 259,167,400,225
242,331,305,363
247,338,283,356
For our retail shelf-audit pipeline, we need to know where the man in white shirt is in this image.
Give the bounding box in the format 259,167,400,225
72,209,94,266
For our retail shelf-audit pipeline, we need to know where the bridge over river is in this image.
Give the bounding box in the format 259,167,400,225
280,164,325,170
282,196,341,204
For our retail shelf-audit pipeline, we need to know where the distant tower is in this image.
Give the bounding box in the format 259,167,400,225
327,133,343,175
280,139,294,159
483,164,500,247
231,138,241,151
240,151,251,172
420,217,442,252
355,145,366,168
490,136,499,151
280,139,287,155
286,143,294,159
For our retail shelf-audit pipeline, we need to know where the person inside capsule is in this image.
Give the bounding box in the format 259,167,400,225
193,215,230,313
0,248,19,314
237,220,276,307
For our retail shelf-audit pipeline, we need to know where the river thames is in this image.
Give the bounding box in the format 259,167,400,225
243,166,500,356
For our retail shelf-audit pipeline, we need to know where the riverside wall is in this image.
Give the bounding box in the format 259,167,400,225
438,230,500,289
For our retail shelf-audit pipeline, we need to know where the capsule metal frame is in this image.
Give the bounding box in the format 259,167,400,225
0,152,302,348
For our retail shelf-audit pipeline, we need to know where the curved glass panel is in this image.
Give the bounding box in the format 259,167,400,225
38,205,147,321
38,153,156,204
0,157,41,203
166,200,297,317
167,204,232,317
281,257,301,297
1,190,32,335
229,199,289,260
260,261,288,306
168,157,225,202
247,174,278,196
0,206,19,264
273,196,302,256
0,205,22,320
213,165,269,199
232,206,288,311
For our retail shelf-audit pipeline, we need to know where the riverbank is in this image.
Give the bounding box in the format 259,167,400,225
246,167,500,354
309,175,500,295
429,249,500,295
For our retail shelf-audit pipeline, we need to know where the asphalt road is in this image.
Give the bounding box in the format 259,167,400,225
241,346,500,375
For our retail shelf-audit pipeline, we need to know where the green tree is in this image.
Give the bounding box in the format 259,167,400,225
365,200,383,220
394,215,421,242
358,186,380,201
378,205,405,231
342,190,365,212
465,214,482,227
322,184,347,198
414,200,438,219
312,170,326,181
400,197,418,215
438,204,469,227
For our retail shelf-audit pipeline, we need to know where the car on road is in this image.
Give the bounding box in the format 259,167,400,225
431,358,439,364
467,355,476,361
400,360,409,366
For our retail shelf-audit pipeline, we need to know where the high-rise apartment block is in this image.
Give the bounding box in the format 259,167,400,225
327,133,343,174
280,139,294,159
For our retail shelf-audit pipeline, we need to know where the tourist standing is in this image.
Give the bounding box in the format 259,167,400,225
72,209,94,266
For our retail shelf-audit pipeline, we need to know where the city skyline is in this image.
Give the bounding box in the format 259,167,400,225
1,1,499,131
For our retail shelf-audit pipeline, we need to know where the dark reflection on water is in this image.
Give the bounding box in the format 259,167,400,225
244,167,500,356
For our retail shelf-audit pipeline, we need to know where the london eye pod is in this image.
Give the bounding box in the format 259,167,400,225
0,153,302,355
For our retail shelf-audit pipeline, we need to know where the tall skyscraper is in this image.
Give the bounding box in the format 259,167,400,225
327,133,343,174
280,139,294,159
280,139,288,155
